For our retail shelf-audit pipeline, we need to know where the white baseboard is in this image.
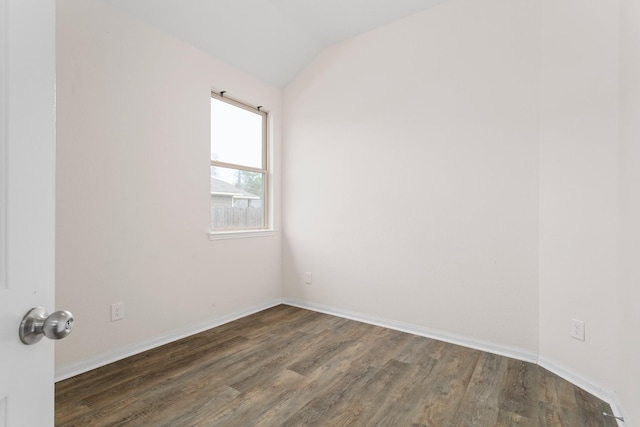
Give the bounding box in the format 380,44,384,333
282,298,538,363
54,298,283,382
614,398,632,427
283,298,628,427
56,297,630,427
538,356,628,427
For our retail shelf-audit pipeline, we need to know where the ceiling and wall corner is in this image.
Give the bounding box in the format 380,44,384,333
99,0,447,87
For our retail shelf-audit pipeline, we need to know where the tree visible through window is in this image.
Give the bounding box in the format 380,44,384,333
210,92,268,230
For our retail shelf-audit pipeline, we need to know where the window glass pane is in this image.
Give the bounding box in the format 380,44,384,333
211,97,263,169
211,166,264,230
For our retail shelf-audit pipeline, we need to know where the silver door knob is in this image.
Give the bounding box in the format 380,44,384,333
19,307,75,345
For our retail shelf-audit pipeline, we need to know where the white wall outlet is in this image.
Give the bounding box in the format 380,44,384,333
305,272,312,284
111,302,125,321
570,318,585,341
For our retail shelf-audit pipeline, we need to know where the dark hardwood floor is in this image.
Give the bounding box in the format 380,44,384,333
56,305,617,426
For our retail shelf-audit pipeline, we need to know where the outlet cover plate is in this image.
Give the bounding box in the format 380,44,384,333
570,318,585,341
111,302,125,322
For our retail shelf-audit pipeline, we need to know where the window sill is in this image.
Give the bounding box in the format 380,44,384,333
208,229,277,241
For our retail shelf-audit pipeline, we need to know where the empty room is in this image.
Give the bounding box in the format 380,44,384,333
2,0,639,425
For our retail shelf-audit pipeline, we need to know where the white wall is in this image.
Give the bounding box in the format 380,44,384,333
538,0,619,395
284,0,637,418
56,0,638,420
617,0,640,423
283,0,540,354
55,0,282,370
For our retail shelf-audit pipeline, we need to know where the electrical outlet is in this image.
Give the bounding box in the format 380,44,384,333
570,318,585,341
111,302,125,321
305,272,312,284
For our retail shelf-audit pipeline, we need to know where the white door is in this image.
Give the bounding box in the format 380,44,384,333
0,0,57,425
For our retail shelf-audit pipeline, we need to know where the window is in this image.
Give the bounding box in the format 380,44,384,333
210,91,268,231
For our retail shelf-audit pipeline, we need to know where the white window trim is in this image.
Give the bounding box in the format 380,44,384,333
208,229,277,241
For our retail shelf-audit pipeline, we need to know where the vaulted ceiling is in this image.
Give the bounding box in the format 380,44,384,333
100,0,446,87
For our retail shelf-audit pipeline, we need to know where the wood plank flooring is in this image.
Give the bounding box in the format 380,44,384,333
56,305,618,426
